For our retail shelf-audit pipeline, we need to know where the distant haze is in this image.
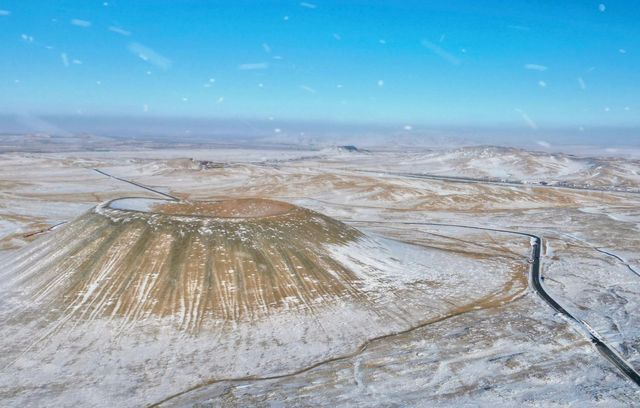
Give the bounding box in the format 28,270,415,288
0,114,638,156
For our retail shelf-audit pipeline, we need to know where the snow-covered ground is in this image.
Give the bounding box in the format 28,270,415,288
1,141,639,406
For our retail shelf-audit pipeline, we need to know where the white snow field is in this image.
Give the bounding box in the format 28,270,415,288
1,140,639,406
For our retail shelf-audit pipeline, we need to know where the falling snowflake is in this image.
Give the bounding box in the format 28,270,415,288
238,62,269,70
71,19,91,28
300,85,316,94
108,26,131,36
524,64,547,71
514,108,537,129
577,77,586,90
128,42,172,70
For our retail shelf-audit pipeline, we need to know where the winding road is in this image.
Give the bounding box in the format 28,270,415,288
89,167,640,405
358,220,640,387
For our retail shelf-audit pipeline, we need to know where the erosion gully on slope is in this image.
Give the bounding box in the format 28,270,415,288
89,167,640,406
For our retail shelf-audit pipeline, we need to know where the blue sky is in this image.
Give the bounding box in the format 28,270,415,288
0,1,638,131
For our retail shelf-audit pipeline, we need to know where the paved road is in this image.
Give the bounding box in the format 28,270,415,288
89,167,640,402
353,169,640,196
148,219,639,406
509,234,640,386
523,233,640,386
256,161,640,195
93,168,180,201
348,220,640,388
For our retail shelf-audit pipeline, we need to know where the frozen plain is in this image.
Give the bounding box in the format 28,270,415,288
1,139,640,406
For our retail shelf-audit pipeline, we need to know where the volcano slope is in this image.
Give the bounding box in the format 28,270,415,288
0,197,525,406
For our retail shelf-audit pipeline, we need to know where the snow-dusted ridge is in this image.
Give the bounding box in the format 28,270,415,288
0,197,521,406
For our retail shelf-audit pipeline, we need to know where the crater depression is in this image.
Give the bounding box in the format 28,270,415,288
0,197,525,406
